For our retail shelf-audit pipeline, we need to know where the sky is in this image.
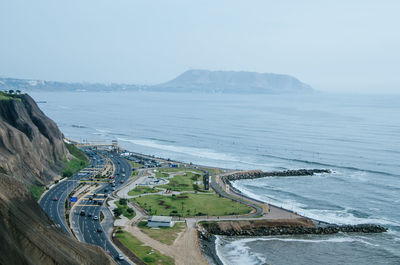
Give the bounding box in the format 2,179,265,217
1,0,399,93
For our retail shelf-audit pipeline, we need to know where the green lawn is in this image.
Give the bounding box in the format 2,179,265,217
115,201,136,220
128,186,159,196
131,170,139,178
138,221,186,245
116,230,174,265
63,143,89,178
0,91,22,101
132,193,251,217
155,171,169,178
159,171,204,192
129,161,144,169
30,184,45,201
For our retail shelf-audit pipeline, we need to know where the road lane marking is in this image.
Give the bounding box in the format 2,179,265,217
74,204,101,207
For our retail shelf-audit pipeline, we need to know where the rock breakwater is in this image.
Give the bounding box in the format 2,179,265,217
200,219,387,237
223,169,331,182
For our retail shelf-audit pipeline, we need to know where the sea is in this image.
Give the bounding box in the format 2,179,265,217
30,91,400,265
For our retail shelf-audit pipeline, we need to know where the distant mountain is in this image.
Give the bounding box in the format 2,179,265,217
0,70,313,93
152,70,313,93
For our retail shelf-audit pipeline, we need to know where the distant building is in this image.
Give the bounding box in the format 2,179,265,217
203,173,210,190
147,216,173,227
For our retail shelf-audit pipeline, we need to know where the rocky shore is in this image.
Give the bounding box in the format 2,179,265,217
197,232,224,265
199,219,387,237
222,169,331,182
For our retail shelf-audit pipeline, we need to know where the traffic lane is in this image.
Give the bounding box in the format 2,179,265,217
40,181,71,234
40,149,107,235
71,153,131,263
76,199,129,263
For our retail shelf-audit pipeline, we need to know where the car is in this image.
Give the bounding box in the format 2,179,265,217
93,216,98,221
104,188,108,192
112,187,116,191
88,213,93,217
116,254,124,261
80,210,85,216
97,228,102,233
122,173,125,177
53,196,58,201
120,180,124,184
111,184,116,187
88,196,93,201
93,193,97,197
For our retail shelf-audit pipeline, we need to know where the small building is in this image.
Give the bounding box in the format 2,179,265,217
203,173,210,190
147,216,173,227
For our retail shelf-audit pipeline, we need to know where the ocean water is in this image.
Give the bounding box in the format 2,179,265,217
30,91,400,265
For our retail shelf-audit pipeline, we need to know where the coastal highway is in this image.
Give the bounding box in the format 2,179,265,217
39,150,106,235
70,154,132,264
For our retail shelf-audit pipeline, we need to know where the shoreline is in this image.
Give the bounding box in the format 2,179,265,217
198,233,224,265
86,146,388,265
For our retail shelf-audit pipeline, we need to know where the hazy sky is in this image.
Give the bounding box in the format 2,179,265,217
1,0,399,93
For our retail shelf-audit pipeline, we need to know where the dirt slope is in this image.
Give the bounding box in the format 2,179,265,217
0,93,114,265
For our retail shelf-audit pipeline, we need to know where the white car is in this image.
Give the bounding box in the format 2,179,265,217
117,254,124,261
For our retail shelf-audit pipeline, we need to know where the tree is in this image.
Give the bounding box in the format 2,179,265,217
119,198,127,205
113,208,123,217
15,90,21,94
127,208,134,214
8,90,14,94
62,169,73,178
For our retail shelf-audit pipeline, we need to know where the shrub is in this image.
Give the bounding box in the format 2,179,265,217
62,169,73,178
119,198,127,205
143,256,155,263
113,208,123,217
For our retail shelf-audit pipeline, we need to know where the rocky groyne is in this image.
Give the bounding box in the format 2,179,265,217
199,219,387,238
222,169,331,182
197,232,224,265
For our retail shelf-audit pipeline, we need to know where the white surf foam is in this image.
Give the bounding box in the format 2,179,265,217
215,236,267,265
232,181,399,226
119,138,238,162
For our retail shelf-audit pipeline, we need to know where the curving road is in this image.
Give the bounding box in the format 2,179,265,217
39,150,105,234
40,149,133,264
70,153,132,264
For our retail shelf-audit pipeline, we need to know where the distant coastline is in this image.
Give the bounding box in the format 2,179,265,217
1,69,312,94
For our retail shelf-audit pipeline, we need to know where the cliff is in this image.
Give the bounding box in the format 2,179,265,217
153,69,313,93
0,93,113,265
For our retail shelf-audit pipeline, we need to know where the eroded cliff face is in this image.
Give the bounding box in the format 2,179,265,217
0,94,113,265
0,94,66,184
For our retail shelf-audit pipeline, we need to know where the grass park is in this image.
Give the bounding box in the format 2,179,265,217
115,199,135,219
131,192,251,217
115,229,174,265
128,186,159,196
158,170,205,192
129,161,144,169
